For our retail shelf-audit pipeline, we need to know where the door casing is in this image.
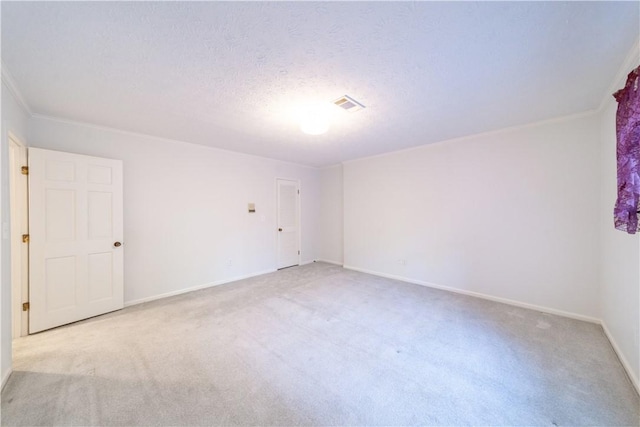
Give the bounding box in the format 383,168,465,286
8,134,29,338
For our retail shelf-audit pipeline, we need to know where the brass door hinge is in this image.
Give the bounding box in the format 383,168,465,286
22,302,29,311
22,234,29,243
21,166,28,175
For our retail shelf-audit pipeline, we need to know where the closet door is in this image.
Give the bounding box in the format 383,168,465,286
276,179,299,269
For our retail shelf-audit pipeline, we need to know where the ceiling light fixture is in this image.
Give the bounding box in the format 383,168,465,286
298,95,365,135
300,104,331,135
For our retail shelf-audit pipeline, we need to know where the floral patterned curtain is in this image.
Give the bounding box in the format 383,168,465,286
613,65,640,234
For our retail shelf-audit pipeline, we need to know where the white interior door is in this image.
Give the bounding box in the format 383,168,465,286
277,179,299,269
29,148,124,333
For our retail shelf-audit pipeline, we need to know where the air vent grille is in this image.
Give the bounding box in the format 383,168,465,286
333,95,365,112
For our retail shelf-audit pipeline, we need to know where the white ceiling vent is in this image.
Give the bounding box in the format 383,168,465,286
333,95,365,112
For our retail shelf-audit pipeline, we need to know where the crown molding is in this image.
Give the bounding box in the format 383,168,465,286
30,113,321,169
1,62,32,116
342,109,598,166
597,37,640,112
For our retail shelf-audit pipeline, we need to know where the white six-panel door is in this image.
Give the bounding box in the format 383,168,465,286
276,179,300,269
29,148,124,333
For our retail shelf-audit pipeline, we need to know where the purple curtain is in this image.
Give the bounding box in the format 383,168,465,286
613,65,640,234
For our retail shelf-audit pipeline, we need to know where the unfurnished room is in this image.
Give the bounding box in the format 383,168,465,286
0,1,639,425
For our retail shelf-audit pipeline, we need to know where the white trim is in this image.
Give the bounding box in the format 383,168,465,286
123,268,276,307
342,109,598,166
8,135,29,338
597,37,640,112
342,266,640,387
0,63,32,116
319,163,344,171
316,259,343,266
300,260,315,266
339,40,638,166
31,113,320,170
1,368,12,391
16,39,639,170
601,321,640,396
343,265,600,324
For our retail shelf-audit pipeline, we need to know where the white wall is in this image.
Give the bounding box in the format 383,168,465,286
1,82,30,388
344,114,602,320
318,165,343,265
28,115,321,305
598,60,640,390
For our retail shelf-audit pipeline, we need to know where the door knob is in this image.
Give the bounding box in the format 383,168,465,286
114,242,122,247
278,228,282,232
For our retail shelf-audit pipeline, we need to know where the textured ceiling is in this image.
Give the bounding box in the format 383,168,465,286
2,1,638,167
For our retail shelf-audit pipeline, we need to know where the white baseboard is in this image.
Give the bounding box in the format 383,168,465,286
602,321,640,395
299,260,315,266
120,262,639,398
124,268,277,307
342,265,640,395
1,368,12,391
343,265,601,324
316,259,343,266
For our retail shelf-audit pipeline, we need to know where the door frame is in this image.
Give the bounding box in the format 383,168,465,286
275,177,301,269
8,133,29,338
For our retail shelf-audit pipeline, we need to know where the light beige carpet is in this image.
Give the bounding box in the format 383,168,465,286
2,262,639,426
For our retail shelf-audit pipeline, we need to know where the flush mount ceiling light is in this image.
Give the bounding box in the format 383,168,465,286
298,95,365,135
300,104,331,135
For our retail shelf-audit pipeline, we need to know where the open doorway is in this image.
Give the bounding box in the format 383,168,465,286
8,134,29,338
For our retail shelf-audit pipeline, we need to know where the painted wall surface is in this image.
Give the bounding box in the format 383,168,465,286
344,114,602,319
1,83,30,386
319,165,343,264
599,63,640,388
28,116,321,305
